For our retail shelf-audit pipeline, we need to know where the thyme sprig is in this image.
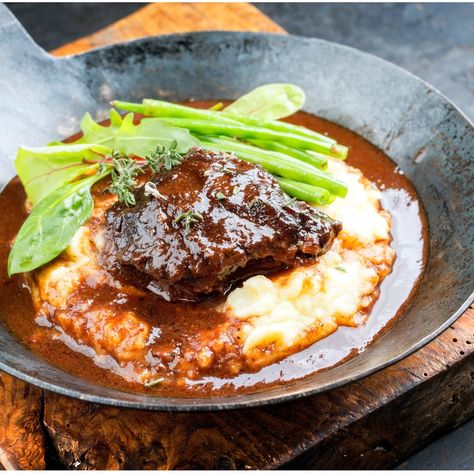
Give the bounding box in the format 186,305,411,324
104,142,184,206
147,140,183,172
175,209,203,234
108,151,143,207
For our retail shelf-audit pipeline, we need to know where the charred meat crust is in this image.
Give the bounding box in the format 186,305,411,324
101,148,342,301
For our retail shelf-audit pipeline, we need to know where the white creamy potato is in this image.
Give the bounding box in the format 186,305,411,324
324,160,390,245
224,158,395,367
35,226,95,308
32,221,152,381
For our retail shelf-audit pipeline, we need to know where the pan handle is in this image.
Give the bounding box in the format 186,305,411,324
0,4,50,59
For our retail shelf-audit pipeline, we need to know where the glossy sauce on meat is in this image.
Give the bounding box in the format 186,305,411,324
103,149,341,301
0,107,428,396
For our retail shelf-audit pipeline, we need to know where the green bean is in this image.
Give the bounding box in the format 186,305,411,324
145,99,337,145
236,116,336,145
114,99,338,146
277,178,336,205
163,118,348,159
248,139,327,169
209,102,224,111
112,100,241,124
112,100,146,115
198,134,326,171
201,137,348,197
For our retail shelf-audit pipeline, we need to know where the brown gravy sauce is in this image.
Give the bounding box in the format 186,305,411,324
0,105,428,396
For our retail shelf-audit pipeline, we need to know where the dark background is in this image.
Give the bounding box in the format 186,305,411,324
5,2,474,469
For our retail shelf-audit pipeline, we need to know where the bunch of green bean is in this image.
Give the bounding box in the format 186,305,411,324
113,99,349,204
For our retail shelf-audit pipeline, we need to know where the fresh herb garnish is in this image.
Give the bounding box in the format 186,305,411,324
335,266,347,273
108,152,142,207
232,185,240,195
301,208,325,223
175,210,203,234
222,166,235,174
108,139,186,206
215,191,226,200
146,140,183,172
97,161,108,174
284,196,297,207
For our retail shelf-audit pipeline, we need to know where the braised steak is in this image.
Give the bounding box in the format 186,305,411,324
102,148,342,301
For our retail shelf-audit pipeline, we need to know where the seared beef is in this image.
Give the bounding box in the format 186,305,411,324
102,148,342,301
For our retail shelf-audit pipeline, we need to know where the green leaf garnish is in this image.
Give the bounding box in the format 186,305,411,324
224,83,305,120
15,143,111,206
74,110,124,148
334,266,347,273
8,173,106,276
74,110,199,158
113,117,199,158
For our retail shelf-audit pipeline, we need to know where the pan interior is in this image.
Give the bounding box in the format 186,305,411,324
0,11,472,409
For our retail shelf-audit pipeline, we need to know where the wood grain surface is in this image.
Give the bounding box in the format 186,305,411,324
1,3,473,470
0,374,45,470
52,3,285,56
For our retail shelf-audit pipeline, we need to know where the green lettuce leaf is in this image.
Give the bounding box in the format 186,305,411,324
15,143,111,206
74,109,124,147
75,110,200,157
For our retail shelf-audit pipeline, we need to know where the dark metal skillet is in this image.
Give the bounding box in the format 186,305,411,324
0,6,472,411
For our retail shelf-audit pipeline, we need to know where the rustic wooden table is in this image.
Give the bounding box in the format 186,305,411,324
0,3,473,470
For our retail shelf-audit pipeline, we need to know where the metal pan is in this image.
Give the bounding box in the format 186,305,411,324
0,6,472,410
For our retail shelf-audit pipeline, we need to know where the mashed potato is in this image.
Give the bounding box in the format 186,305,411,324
224,159,394,368
30,158,395,382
